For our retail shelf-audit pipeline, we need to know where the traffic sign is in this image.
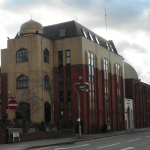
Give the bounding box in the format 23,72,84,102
8,100,18,110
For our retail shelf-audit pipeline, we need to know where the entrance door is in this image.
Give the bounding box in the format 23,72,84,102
127,106,130,129
44,102,51,124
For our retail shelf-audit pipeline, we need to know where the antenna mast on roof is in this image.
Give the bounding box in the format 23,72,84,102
105,8,107,33
31,14,32,20
75,15,77,21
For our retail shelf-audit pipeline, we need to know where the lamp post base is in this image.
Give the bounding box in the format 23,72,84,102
79,125,81,139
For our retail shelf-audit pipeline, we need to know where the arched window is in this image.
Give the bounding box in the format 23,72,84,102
44,75,49,90
16,48,28,63
16,102,30,123
44,49,49,63
17,75,29,89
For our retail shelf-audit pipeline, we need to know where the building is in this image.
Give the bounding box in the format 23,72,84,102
124,62,150,129
0,67,1,120
124,98,133,129
1,19,125,134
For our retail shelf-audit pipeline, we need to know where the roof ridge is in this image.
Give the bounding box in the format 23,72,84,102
44,20,74,28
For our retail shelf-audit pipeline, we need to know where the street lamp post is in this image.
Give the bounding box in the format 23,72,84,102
148,100,149,128
73,82,89,139
73,83,81,138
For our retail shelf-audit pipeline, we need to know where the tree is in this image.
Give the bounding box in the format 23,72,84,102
33,68,60,124
15,63,64,125
15,67,61,124
16,90,42,123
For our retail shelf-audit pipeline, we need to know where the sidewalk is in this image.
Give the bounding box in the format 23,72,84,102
0,128,149,150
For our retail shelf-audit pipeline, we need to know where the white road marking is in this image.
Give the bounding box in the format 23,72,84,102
97,143,120,149
55,144,89,150
120,147,135,150
145,136,150,138
127,138,141,142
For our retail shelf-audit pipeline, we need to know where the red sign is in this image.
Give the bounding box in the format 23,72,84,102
8,100,18,110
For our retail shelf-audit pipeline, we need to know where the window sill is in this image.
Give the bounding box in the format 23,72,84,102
17,87,29,89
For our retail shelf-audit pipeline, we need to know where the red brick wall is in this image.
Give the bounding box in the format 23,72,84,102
54,64,126,133
125,79,133,99
54,68,59,122
0,128,75,144
96,69,104,132
125,79,150,129
111,75,117,130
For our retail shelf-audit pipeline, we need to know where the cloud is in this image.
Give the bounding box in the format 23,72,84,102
117,41,148,54
0,0,5,5
0,0,150,84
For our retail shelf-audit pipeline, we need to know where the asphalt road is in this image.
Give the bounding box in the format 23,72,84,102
31,131,150,150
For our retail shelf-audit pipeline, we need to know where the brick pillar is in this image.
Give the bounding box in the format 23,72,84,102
41,121,46,131
1,74,8,119
72,121,75,134
23,122,28,133
0,123,7,144
57,121,62,130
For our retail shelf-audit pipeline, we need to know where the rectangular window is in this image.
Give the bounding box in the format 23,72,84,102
82,28,87,38
58,51,64,121
66,50,70,64
59,28,66,37
116,63,122,121
90,110,92,123
93,110,95,122
95,36,100,44
106,42,110,50
89,51,95,122
110,44,114,52
66,50,72,121
58,51,63,66
104,58,110,123
89,33,94,41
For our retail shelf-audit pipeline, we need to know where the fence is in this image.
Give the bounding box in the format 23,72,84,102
0,120,75,144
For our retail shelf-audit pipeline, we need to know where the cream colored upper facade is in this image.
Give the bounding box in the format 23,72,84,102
2,35,53,122
1,20,124,123
53,36,123,76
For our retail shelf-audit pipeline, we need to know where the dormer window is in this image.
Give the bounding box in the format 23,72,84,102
82,28,87,38
109,44,114,52
95,36,100,44
59,28,66,37
89,33,94,41
106,42,110,50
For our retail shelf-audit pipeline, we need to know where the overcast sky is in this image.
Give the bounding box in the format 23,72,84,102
0,0,150,84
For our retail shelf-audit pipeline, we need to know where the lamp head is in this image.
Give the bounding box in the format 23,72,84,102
84,82,89,86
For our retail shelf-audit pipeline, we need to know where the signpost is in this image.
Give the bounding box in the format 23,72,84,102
13,132,20,142
8,100,18,110
7,99,18,143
